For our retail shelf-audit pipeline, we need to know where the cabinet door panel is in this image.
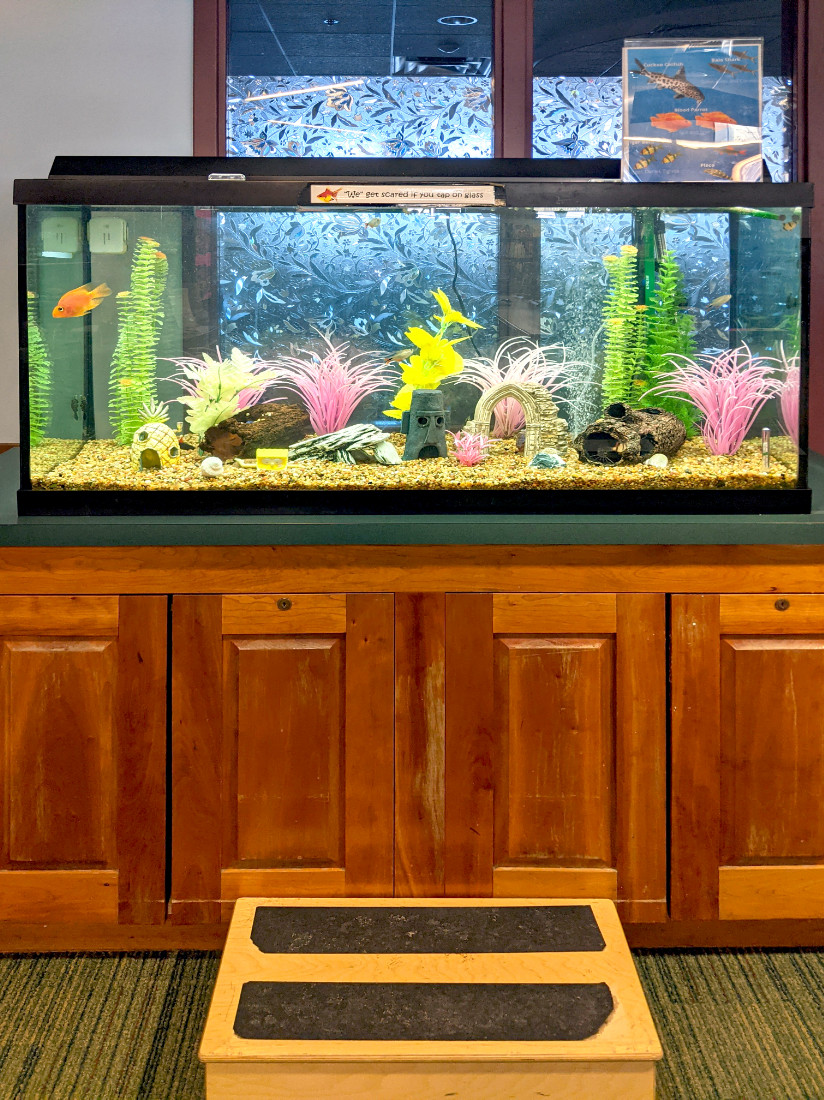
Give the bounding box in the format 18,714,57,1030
0,596,166,924
672,594,824,921
439,593,666,919
172,593,393,923
230,637,344,865
494,637,613,866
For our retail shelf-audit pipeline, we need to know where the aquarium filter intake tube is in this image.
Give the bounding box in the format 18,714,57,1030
762,427,770,471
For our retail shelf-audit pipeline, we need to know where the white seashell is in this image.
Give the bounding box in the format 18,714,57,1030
200,456,224,478
644,453,668,469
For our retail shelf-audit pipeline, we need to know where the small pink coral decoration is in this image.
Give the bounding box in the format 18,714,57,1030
649,345,781,456
448,429,491,466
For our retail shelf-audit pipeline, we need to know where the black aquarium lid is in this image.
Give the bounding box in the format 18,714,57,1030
46,155,622,181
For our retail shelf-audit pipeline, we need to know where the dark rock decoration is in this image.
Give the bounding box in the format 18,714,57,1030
401,390,448,461
288,424,401,464
202,402,312,460
573,403,686,466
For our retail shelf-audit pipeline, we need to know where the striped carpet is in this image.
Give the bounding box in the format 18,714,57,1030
0,949,822,1098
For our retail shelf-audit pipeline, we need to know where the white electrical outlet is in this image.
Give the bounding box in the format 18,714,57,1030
87,217,128,254
41,216,81,255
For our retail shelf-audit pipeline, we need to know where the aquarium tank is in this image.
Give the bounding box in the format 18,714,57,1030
14,157,811,515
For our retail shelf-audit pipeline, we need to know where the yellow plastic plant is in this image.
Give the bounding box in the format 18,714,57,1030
385,289,481,419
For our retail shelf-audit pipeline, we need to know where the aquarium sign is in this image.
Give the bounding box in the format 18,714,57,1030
309,184,500,206
622,38,763,183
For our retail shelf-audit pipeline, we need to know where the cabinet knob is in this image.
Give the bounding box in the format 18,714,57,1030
277,598,293,611
775,598,790,611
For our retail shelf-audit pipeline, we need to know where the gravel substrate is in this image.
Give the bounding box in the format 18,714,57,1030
31,434,798,492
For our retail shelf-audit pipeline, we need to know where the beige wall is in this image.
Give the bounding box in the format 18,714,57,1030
0,0,194,443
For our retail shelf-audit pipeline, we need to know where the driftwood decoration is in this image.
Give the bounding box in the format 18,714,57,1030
465,382,568,461
574,404,686,465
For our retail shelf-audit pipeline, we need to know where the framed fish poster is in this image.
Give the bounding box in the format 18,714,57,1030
622,38,763,183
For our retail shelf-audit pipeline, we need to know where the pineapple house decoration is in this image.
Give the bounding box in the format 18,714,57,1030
130,399,180,471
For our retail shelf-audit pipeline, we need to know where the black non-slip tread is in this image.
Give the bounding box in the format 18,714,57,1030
249,904,606,955
233,980,615,1042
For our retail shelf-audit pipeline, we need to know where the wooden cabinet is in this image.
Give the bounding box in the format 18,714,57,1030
397,593,666,920
170,594,394,922
672,594,824,922
0,596,165,924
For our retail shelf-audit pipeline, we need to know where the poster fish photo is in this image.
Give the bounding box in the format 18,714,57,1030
622,38,763,183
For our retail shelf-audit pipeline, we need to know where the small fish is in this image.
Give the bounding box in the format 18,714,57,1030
384,349,412,364
731,63,755,72
704,168,732,179
155,250,166,261
52,282,111,318
709,62,735,74
634,157,654,170
633,58,704,104
119,378,137,387
640,145,659,156
707,294,732,308
722,147,748,155
364,216,381,228
731,49,755,60
315,186,342,202
783,219,799,231
662,152,681,164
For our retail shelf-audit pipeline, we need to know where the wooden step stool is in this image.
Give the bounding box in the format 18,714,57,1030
200,898,662,1099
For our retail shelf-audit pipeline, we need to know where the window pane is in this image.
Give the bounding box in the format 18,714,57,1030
227,1,493,157
532,0,795,181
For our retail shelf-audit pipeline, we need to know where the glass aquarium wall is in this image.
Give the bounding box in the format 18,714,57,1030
227,1,493,157
21,192,806,510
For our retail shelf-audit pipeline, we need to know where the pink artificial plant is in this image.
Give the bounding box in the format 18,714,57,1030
447,429,491,467
777,345,800,449
277,334,394,435
649,345,782,456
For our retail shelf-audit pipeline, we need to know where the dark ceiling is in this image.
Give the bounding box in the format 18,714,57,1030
227,0,788,78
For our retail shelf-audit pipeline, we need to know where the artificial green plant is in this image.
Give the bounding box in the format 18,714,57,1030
108,237,168,444
600,245,645,409
634,250,698,433
26,291,52,446
600,244,698,434
385,289,481,419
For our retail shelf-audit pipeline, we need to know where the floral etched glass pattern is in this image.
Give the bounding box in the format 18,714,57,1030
227,76,492,158
217,208,498,352
533,76,793,181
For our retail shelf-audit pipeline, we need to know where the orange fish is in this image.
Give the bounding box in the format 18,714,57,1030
52,282,111,318
316,186,341,202
696,111,737,129
649,112,692,132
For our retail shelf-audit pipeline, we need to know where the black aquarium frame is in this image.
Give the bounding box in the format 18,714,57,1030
14,158,814,518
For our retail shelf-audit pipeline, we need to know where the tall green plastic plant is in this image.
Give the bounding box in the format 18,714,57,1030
635,250,698,433
27,292,52,446
601,245,645,409
108,237,168,444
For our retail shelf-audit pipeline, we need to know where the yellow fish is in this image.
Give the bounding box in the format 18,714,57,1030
634,157,653,170
782,219,798,231
707,294,732,308
640,145,659,156
662,152,681,164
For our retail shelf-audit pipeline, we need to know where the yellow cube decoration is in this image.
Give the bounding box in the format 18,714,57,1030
255,448,289,471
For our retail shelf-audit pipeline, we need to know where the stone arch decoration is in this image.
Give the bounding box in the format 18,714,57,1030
464,383,569,461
